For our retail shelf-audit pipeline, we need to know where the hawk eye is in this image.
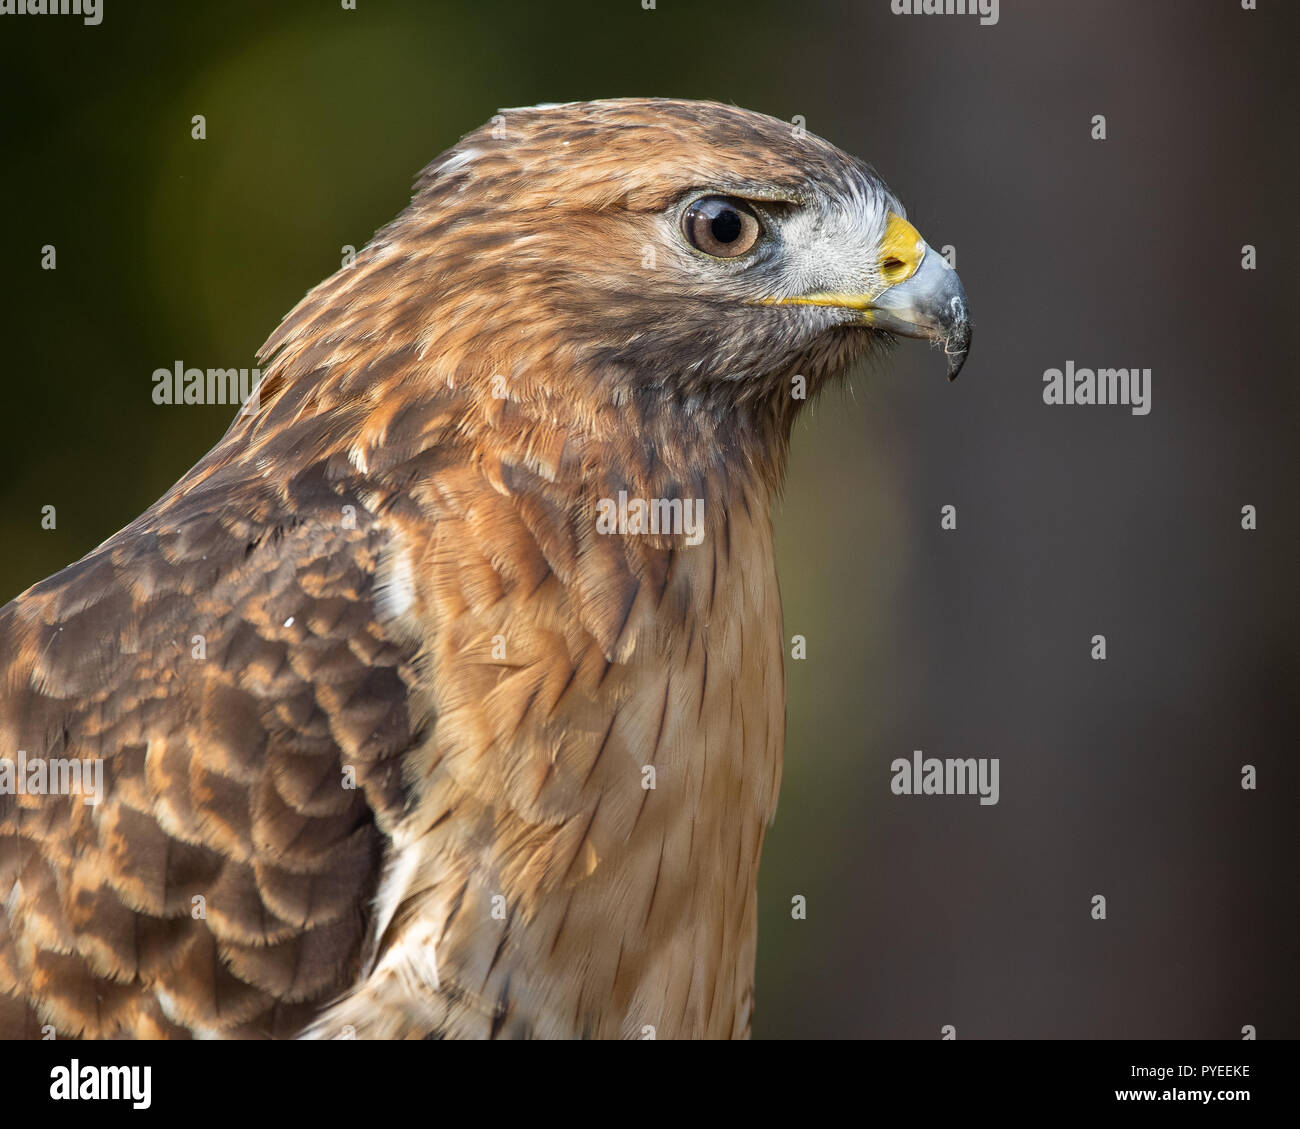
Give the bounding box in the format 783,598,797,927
682,196,762,259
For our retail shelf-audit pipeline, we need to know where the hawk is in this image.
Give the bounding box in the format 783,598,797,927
0,98,969,1039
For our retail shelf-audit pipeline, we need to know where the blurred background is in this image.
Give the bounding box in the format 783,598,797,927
0,0,1295,1038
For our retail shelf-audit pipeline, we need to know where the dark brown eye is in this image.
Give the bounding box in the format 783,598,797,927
681,196,762,258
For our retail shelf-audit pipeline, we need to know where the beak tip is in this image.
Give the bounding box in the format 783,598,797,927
945,324,971,382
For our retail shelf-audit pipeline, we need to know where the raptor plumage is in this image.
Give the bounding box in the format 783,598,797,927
0,99,968,1038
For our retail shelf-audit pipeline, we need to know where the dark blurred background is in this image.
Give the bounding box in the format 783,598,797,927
0,0,1295,1038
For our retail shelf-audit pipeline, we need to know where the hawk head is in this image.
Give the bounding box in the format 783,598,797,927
258,97,969,489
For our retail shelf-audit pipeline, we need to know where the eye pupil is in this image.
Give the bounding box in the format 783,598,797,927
710,208,742,244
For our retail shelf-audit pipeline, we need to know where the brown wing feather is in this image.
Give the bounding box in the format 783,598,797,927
0,434,420,1039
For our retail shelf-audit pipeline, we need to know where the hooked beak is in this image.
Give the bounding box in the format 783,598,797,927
763,213,972,380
